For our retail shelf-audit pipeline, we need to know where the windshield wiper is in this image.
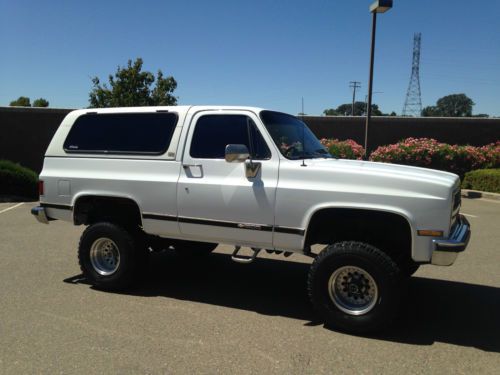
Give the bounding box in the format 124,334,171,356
308,149,333,158
289,150,333,160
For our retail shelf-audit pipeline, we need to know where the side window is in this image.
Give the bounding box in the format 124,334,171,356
190,115,271,160
63,112,178,155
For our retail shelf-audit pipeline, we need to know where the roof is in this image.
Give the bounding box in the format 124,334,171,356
68,105,267,117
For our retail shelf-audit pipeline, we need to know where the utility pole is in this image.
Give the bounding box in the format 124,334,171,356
350,81,361,116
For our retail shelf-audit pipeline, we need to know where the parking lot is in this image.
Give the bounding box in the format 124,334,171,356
1,198,499,374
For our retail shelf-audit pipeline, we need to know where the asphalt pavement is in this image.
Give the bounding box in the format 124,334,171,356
0,198,499,374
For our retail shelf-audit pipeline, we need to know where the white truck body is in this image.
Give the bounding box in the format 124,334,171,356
36,106,467,266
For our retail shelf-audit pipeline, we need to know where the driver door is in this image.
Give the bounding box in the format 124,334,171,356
177,110,279,248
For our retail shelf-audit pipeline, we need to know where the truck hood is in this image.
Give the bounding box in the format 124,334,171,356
284,158,460,201
308,158,458,187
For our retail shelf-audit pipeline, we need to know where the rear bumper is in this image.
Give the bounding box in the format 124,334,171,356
431,215,471,266
31,206,49,224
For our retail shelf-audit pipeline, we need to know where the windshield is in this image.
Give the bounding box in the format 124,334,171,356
260,111,332,160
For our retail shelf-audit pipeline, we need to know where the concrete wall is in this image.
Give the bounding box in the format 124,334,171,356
1,106,499,173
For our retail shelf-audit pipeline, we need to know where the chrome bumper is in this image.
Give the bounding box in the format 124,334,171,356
431,215,471,266
31,206,49,224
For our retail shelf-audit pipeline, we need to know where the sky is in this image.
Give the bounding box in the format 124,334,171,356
1,0,499,116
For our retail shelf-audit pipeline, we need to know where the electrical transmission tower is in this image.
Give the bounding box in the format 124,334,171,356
402,33,423,116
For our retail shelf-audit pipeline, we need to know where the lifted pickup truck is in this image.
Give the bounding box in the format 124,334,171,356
32,106,470,332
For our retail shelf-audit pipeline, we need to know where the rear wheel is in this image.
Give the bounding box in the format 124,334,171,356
78,222,146,290
308,241,402,333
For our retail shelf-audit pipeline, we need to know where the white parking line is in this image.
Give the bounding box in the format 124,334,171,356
461,213,478,218
0,202,24,214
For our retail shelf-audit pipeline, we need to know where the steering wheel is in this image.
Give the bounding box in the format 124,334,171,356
284,144,300,157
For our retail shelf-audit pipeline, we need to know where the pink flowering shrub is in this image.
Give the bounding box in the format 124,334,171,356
369,138,500,178
320,138,365,160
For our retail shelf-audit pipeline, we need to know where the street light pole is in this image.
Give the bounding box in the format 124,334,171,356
364,0,392,158
365,91,383,115
364,11,377,156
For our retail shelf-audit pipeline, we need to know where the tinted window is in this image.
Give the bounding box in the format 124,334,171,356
190,115,271,159
64,112,178,155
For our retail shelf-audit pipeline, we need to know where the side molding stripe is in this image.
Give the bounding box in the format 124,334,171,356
274,226,306,236
179,217,274,232
142,213,304,236
41,203,73,211
142,213,177,222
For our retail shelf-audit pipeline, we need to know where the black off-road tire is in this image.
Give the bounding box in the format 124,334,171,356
308,241,402,333
78,222,147,290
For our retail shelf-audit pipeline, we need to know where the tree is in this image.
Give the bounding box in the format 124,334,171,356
324,101,383,116
436,94,474,117
422,93,475,117
323,108,339,116
33,98,49,107
10,96,31,107
89,58,178,108
421,105,441,117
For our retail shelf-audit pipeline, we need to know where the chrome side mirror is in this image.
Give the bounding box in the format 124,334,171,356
225,144,250,163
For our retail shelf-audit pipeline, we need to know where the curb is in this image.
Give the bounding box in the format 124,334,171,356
461,189,500,201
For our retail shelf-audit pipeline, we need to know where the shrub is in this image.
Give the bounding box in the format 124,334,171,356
369,138,500,178
320,138,365,160
0,160,38,198
462,169,500,193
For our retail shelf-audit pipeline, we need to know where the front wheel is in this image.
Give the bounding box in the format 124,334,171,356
308,241,402,333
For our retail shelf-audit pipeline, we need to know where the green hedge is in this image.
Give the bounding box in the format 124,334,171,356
462,169,500,194
0,160,38,198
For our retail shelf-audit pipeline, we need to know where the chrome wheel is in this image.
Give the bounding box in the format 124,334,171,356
90,238,120,276
328,266,378,316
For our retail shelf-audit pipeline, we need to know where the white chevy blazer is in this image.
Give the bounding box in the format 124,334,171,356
32,106,470,333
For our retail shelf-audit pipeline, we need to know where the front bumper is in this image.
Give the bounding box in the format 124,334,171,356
31,206,49,224
431,215,471,266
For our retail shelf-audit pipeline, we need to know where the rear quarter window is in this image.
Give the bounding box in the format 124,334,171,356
63,112,178,155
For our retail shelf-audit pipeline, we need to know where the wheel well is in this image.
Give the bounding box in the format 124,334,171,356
305,208,412,263
73,196,142,227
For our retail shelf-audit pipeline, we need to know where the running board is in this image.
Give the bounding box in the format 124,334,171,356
231,246,261,264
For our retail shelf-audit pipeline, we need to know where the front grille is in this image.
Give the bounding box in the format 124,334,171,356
450,188,461,230
453,189,461,212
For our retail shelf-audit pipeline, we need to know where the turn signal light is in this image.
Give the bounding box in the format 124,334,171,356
417,230,443,237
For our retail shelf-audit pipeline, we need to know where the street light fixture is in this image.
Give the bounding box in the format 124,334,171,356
364,0,392,157
370,0,393,13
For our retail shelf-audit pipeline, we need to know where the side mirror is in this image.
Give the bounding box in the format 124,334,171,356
225,144,250,163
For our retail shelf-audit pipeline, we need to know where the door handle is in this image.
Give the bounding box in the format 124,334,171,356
182,164,202,169
182,163,204,178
